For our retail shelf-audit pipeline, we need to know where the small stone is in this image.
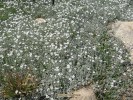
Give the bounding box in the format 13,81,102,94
35,18,46,24
69,85,97,100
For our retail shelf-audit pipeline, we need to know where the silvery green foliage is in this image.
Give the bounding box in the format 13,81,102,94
0,0,133,99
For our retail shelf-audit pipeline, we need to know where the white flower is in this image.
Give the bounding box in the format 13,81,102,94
69,69,72,72
42,69,45,72
0,55,4,58
66,64,71,68
20,63,25,69
7,51,13,56
10,66,14,69
69,78,72,81
55,67,59,71
123,73,126,76
46,94,49,98
72,75,75,78
15,90,19,94
58,73,62,76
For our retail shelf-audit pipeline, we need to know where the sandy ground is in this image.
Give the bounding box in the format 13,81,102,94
108,21,133,64
69,86,97,100
58,85,97,100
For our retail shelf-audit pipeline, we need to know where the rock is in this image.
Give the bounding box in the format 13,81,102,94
69,85,97,100
108,21,133,63
34,18,46,24
58,84,96,100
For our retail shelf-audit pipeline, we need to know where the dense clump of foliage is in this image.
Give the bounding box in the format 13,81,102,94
0,68,39,99
0,0,133,99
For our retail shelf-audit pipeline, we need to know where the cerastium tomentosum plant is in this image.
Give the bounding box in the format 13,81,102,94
1,0,133,100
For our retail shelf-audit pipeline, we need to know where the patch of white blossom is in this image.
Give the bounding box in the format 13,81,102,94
0,0,133,99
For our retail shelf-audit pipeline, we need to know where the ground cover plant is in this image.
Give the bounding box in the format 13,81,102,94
0,0,133,100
